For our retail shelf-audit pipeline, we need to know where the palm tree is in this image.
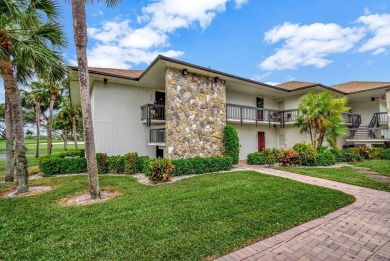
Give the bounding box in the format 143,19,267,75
4,94,14,182
55,102,72,151
29,81,50,158
0,0,68,193
295,92,349,151
70,0,121,199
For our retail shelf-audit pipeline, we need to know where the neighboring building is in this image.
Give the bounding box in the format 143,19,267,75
69,56,390,160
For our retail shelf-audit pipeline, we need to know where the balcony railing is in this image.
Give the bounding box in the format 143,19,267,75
149,126,165,144
347,127,390,140
375,112,388,125
226,103,283,127
342,112,361,125
141,104,165,127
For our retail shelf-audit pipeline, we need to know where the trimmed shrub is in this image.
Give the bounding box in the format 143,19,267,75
247,152,266,165
292,142,317,166
315,152,336,166
96,153,109,174
137,156,151,174
40,157,87,176
146,158,174,182
371,148,383,159
108,156,125,174
223,125,240,164
172,156,233,176
381,148,390,160
124,152,139,174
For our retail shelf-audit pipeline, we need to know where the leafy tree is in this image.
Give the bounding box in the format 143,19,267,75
0,0,67,191
70,0,121,199
295,92,349,151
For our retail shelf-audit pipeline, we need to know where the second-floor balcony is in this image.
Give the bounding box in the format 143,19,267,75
141,104,165,126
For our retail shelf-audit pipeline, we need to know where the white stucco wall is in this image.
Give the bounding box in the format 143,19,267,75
349,101,379,126
226,90,278,109
90,80,158,157
283,94,303,110
230,123,277,160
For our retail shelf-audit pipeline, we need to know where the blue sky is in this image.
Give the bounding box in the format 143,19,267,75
1,0,390,102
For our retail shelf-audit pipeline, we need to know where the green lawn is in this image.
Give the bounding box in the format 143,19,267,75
349,160,390,177
0,139,84,155
0,139,84,181
278,166,390,192
0,171,354,260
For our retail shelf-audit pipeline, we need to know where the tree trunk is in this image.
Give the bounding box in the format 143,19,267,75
0,60,29,193
35,101,41,158
387,89,390,130
64,127,68,151
72,115,78,149
47,95,55,155
5,94,14,182
72,0,100,199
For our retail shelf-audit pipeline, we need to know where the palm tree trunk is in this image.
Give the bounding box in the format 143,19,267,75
387,89,390,130
47,96,55,155
35,101,41,158
72,115,78,149
0,60,29,193
72,0,100,199
5,93,14,182
64,127,68,151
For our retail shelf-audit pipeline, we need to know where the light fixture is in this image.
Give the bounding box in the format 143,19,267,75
182,69,188,76
104,78,108,85
371,97,375,101
214,77,219,83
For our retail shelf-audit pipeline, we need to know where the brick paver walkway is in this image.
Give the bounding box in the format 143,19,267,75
216,165,390,261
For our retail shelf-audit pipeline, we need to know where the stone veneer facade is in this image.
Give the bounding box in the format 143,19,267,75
165,68,226,159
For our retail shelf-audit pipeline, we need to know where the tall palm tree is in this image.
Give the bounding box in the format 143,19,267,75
55,101,72,151
0,0,68,193
295,92,349,150
29,81,50,158
4,93,14,182
70,0,121,199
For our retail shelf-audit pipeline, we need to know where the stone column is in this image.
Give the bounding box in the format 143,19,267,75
165,68,226,159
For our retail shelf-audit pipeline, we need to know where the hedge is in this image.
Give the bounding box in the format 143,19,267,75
40,157,87,176
137,156,151,174
247,152,266,165
381,148,390,160
172,156,233,176
223,125,240,164
315,152,336,166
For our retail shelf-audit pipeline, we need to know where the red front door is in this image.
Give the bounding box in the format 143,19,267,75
258,132,265,152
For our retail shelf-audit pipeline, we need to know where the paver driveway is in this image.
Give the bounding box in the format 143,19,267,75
217,165,390,261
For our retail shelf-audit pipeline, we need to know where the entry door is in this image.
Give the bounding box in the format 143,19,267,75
256,97,264,121
258,132,265,152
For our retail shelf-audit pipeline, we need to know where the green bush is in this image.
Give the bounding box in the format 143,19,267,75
172,156,233,176
279,149,298,166
108,156,125,174
137,156,151,174
381,148,390,160
371,148,383,159
263,148,280,166
223,125,240,164
315,152,336,166
96,153,109,174
39,150,84,166
247,152,266,165
124,152,139,174
40,157,87,176
146,158,174,182
292,142,317,166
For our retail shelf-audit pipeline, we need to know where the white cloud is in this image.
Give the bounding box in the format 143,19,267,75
92,9,103,16
83,0,248,68
265,81,280,86
357,13,390,54
364,7,370,15
251,72,271,81
260,22,365,70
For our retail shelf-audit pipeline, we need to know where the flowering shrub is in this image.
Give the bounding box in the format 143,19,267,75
96,153,109,174
146,158,174,182
278,149,298,166
124,152,139,174
263,148,281,166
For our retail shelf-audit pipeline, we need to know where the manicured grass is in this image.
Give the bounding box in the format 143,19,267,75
278,166,390,192
0,171,354,260
349,160,390,177
0,139,84,155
